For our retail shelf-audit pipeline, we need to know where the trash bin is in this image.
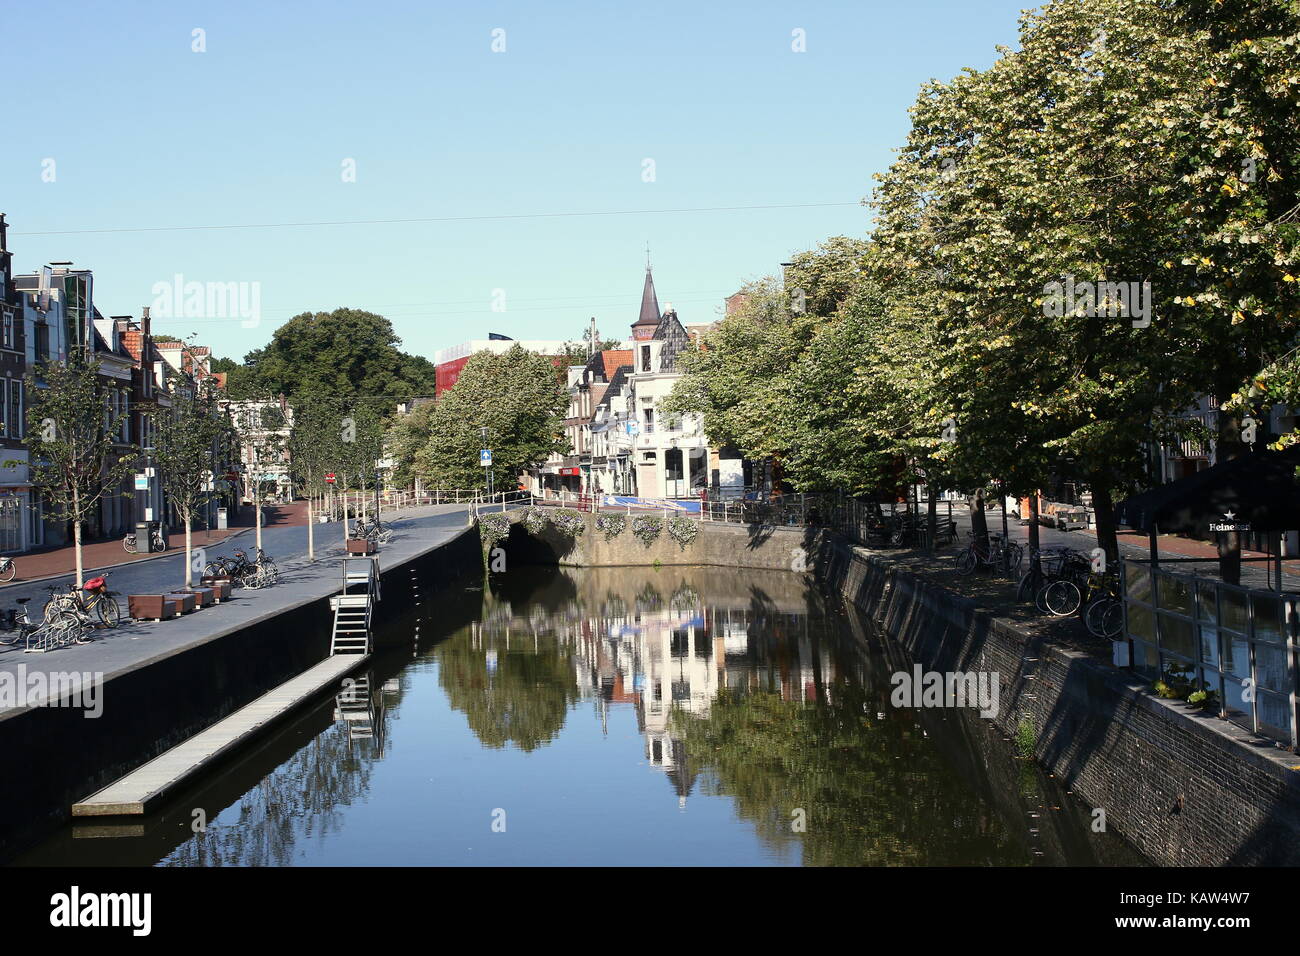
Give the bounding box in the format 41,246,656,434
135,521,154,554
216,507,228,530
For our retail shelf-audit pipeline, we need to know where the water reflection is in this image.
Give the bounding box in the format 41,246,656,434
13,564,1144,867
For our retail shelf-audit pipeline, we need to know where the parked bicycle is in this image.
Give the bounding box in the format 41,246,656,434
44,573,123,628
1080,569,1125,640
0,597,92,650
0,555,16,583
122,527,167,554
352,516,393,545
955,531,1023,575
205,548,278,589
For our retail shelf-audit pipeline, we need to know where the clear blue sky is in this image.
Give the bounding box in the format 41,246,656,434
3,0,1029,364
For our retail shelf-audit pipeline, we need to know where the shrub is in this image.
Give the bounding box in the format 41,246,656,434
596,513,627,540
551,508,586,537
667,514,699,548
632,515,663,545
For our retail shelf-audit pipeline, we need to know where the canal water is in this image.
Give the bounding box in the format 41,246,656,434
15,564,1144,866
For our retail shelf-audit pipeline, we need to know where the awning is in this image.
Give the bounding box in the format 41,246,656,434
1116,446,1300,535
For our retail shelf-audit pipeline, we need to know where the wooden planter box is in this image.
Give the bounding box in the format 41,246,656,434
346,538,376,555
129,595,180,622
203,580,233,602
165,592,197,614
187,587,215,608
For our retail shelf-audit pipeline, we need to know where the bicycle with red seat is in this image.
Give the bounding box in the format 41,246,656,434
43,572,123,628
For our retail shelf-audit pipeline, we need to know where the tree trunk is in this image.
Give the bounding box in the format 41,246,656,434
307,495,315,560
1090,476,1119,564
1028,492,1041,554
184,519,193,589
926,483,938,553
72,487,84,588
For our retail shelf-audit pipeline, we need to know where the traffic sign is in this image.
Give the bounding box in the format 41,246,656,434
480,449,492,466
325,473,337,484
134,474,149,490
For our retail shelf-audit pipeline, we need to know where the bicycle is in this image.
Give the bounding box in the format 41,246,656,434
1015,547,1073,609
2,598,90,650
1081,569,1125,639
122,528,167,554
1032,551,1093,617
352,517,393,546
44,573,123,628
0,555,16,583
955,531,1023,576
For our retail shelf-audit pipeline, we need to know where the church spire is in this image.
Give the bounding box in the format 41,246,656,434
632,258,661,340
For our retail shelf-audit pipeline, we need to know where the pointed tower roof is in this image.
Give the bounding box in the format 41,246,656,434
632,266,661,340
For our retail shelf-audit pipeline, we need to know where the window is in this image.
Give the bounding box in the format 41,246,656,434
35,321,49,362
8,381,20,439
0,379,7,438
2,310,12,350
643,408,654,434
640,345,651,372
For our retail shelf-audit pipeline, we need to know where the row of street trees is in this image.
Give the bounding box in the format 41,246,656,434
23,342,237,588
664,0,1300,574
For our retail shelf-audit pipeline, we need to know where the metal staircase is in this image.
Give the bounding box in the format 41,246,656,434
330,557,381,655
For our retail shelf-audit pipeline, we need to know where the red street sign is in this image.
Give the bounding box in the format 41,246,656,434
325,473,337,484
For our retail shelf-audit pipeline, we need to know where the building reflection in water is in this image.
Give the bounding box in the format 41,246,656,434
469,567,844,808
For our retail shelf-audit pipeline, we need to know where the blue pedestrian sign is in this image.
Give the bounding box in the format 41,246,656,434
480,449,492,466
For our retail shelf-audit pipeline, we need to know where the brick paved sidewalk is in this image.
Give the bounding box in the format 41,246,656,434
1,501,311,585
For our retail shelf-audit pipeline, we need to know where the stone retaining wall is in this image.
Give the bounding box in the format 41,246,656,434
816,532,1300,866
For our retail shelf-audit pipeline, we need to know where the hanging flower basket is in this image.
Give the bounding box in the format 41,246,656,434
521,506,549,537
632,515,663,545
479,511,511,548
596,513,627,539
551,508,586,538
667,515,699,548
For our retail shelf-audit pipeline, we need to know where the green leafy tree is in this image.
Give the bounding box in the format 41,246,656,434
387,400,435,489
288,396,350,558
150,374,235,587
416,345,567,489
24,353,138,586
234,308,436,402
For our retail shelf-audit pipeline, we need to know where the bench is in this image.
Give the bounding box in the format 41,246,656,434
165,593,197,615
128,595,181,622
200,578,233,602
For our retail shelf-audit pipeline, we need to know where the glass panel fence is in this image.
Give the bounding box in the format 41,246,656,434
1198,622,1220,668
1220,586,1249,634
1223,631,1251,680
1158,612,1196,660
1125,562,1153,604
1157,571,1193,616
1252,593,1284,644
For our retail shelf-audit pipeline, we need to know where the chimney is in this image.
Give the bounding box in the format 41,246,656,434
0,213,8,254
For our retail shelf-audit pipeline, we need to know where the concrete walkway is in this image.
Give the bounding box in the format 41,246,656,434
72,653,369,816
0,502,477,715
